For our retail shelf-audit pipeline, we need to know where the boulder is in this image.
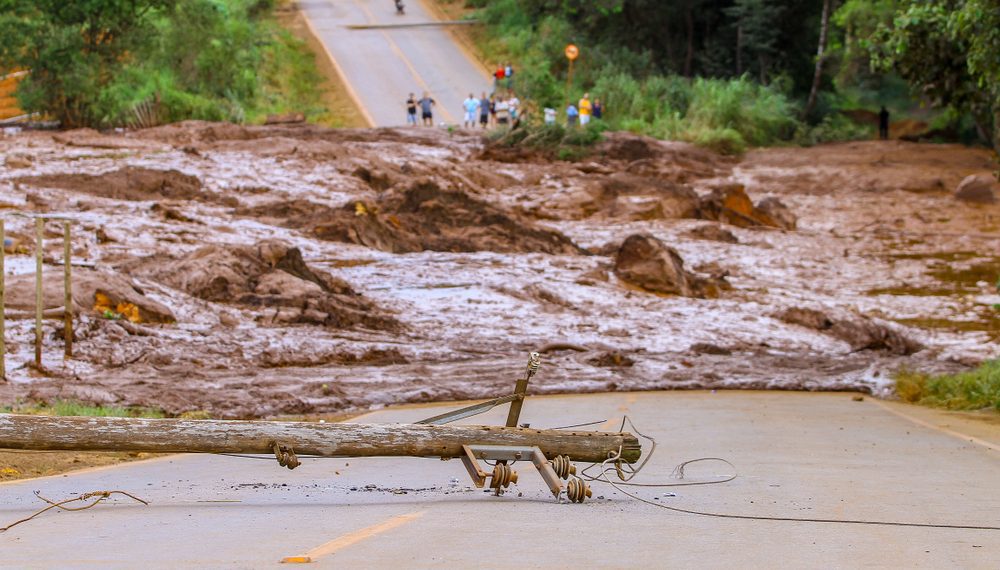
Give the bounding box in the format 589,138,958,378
4,154,32,169
4,269,175,324
614,233,725,297
683,224,739,244
698,184,796,229
131,240,396,330
954,174,997,204
755,197,798,230
777,307,923,355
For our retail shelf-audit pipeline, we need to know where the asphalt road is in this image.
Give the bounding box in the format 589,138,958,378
1,391,998,568
299,0,491,127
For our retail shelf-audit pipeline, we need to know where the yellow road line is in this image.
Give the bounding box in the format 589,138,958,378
351,0,457,124
282,511,425,564
868,399,1000,453
301,7,376,127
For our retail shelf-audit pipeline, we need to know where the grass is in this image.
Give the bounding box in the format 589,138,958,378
895,361,1000,412
1,400,165,418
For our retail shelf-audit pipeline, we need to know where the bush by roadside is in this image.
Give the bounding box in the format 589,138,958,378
895,360,1000,412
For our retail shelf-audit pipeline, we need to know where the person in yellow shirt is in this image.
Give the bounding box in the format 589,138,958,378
578,92,593,126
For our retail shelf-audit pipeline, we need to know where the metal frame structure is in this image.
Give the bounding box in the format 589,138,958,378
416,352,593,503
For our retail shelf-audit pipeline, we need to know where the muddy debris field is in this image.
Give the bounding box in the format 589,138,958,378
0,122,997,418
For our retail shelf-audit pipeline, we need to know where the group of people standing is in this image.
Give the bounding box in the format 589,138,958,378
405,90,524,129
552,92,603,127
463,91,522,128
405,92,437,126
403,61,604,130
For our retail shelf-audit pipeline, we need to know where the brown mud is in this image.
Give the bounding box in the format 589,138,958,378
0,125,997,418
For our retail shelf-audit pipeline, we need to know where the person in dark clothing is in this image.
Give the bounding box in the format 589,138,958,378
878,106,890,140
405,93,418,126
418,92,436,126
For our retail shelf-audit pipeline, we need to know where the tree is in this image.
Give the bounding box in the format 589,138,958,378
725,0,786,83
875,0,1000,152
804,0,835,118
0,0,168,127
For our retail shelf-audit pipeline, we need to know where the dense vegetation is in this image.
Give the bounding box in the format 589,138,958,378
896,360,1000,412
0,0,329,128
467,0,1000,153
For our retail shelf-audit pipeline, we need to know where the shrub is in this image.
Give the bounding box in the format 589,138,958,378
796,113,873,146
686,127,747,155
894,360,1000,411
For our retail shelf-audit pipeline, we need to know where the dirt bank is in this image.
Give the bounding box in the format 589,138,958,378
0,124,996,417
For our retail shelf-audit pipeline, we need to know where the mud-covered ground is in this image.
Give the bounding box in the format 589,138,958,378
0,122,997,418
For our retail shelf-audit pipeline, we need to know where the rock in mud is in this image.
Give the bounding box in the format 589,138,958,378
590,174,700,220
4,153,33,169
777,307,923,355
18,166,206,202
133,240,396,329
243,179,584,255
614,233,723,297
954,174,997,204
755,196,798,230
587,351,636,367
597,132,661,161
684,224,739,244
4,269,175,323
698,184,796,230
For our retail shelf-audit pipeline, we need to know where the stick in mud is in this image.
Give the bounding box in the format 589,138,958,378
0,218,5,380
63,220,72,358
34,217,42,368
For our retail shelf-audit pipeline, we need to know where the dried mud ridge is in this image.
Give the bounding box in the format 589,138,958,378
0,122,997,417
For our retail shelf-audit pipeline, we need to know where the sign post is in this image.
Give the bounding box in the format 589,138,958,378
564,44,579,108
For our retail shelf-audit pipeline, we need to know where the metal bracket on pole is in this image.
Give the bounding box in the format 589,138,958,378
419,353,591,503
415,352,540,426
460,444,591,503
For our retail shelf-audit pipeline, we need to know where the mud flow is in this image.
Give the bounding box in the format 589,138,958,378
0,123,997,417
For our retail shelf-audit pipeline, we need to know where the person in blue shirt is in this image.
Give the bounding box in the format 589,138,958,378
463,93,480,129
566,103,579,127
479,92,490,128
418,92,435,126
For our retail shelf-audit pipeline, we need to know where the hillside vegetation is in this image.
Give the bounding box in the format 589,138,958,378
462,0,1000,153
0,0,331,127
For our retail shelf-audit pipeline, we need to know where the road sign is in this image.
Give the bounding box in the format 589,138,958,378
565,44,579,61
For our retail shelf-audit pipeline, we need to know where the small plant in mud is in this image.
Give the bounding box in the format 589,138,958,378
102,309,123,320
2,399,165,418
486,122,605,160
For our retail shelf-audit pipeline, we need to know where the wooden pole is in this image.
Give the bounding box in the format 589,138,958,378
34,217,42,368
0,218,5,380
63,220,72,358
565,59,574,113
0,414,642,464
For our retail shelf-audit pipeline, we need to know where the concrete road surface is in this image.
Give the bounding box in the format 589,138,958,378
1,391,999,568
299,0,491,127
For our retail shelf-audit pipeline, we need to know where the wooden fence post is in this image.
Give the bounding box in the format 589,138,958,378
0,218,5,380
34,217,42,368
63,220,72,358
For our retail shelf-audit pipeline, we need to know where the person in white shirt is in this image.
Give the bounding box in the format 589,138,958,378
507,93,520,121
495,98,510,125
462,93,479,128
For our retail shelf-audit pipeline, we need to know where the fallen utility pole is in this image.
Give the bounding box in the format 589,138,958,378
0,414,639,464
0,353,640,503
